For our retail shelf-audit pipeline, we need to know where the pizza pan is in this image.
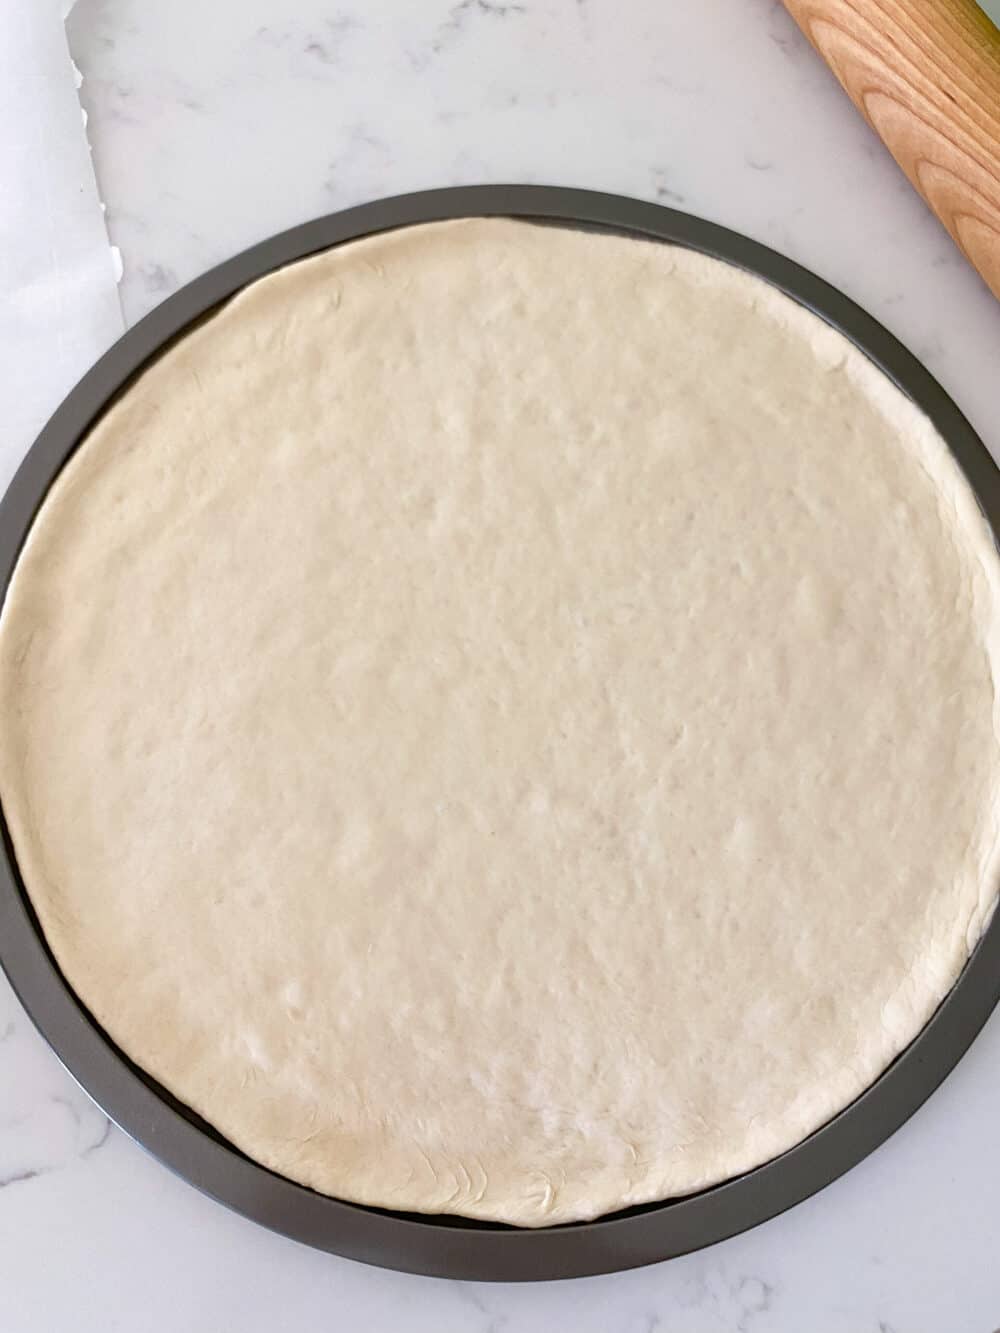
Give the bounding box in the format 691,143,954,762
1,185,999,1282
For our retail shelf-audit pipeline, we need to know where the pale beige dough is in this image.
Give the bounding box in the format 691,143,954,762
1,218,999,1226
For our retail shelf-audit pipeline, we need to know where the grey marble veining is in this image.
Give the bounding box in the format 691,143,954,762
2,1,1000,1328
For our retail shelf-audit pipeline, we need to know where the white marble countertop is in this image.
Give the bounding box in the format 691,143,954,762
4,1,1000,1328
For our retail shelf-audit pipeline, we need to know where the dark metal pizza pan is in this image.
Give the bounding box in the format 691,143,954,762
1,185,998,1282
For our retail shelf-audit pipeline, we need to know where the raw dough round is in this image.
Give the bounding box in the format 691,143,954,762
1,219,999,1226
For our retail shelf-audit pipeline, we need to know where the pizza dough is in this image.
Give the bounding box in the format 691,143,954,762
1,218,999,1227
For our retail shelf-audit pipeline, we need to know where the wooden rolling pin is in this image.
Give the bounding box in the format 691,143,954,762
782,0,1000,301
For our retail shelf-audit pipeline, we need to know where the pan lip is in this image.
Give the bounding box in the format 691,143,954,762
1,183,999,1282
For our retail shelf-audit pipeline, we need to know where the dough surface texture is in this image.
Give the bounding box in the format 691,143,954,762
2,218,998,1226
